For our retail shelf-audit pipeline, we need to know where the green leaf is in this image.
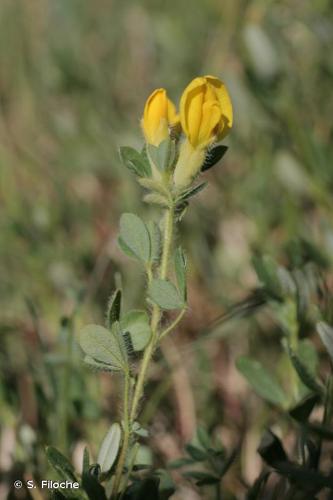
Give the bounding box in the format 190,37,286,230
252,255,283,299
201,145,228,171
121,310,151,351
274,462,333,491
106,289,121,329
79,323,128,372
143,193,169,207
127,478,160,499
168,458,195,469
236,356,286,406
97,423,122,473
177,182,207,204
183,470,219,485
148,139,175,171
82,449,107,500
305,422,333,441
147,221,161,263
175,201,188,222
289,394,320,422
82,447,90,475
285,342,323,396
138,177,170,196
298,339,319,375
156,469,175,499
257,430,288,467
119,146,151,177
83,355,115,373
118,237,138,260
132,421,149,438
149,279,185,310
196,427,212,450
174,247,187,300
119,213,151,263
317,321,333,362
185,444,207,461
46,447,78,483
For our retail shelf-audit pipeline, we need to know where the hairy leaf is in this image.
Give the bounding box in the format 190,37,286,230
46,447,78,484
106,289,121,329
177,182,207,204
148,139,176,171
119,213,151,263
174,247,187,301
79,323,128,372
121,310,151,351
119,146,151,177
97,423,122,473
201,145,228,171
147,221,161,263
149,279,185,310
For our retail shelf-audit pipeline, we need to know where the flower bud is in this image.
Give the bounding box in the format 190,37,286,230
142,89,179,146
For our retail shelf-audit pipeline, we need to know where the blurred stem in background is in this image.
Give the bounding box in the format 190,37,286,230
57,312,76,453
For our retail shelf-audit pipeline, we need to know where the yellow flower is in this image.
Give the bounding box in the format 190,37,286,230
142,88,179,146
180,75,233,148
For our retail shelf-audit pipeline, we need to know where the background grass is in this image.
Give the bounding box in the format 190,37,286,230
0,0,332,498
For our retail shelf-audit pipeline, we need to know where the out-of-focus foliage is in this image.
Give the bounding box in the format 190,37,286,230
0,0,332,498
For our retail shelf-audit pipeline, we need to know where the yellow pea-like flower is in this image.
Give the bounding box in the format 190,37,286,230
180,75,233,148
173,75,233,189
142,88,179,146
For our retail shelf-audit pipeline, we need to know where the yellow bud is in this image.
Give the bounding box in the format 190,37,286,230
180,75,233,149
141,89,179,146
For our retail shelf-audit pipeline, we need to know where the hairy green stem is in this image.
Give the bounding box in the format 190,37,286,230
160,205,174,280
130,204,175,421
58,317,75,452
113,204,175,496
159,308,186,340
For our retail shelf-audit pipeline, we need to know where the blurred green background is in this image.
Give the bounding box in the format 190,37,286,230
0,0,332,498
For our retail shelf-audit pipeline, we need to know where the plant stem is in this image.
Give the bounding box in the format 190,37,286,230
58,316,75,453
160,204,174,280
112,203,176,497
159,308,186,340
112,371,131,498
130,204,175,422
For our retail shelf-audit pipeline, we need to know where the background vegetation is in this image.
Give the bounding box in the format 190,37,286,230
0,0,332,498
